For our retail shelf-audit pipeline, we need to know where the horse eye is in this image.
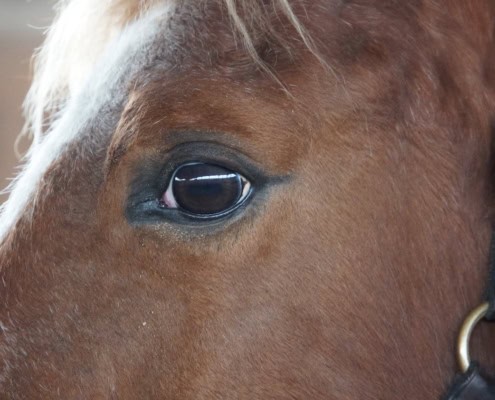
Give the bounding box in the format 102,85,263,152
161,163,251,216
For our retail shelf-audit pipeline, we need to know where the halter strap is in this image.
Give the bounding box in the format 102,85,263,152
444,231,495,400
444,364,495,400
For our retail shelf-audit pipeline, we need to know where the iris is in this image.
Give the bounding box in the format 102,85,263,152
161,163,251,216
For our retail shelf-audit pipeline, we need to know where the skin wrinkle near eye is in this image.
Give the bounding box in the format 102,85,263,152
105,65,312,177
107,91,261,169
108,131,268,175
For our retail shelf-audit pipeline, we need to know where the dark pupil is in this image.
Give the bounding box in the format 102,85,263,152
173,164,243,215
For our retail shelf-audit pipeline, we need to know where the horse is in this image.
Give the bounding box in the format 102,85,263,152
0,0,494,398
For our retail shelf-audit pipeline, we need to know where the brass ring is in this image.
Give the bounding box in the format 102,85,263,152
457,302,489,373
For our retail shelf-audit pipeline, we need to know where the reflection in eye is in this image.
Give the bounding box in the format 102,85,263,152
161,163,251,216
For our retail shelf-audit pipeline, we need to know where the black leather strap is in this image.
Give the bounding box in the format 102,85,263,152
444,364,495,400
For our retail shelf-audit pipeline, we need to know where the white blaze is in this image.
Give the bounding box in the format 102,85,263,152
0,3,175,242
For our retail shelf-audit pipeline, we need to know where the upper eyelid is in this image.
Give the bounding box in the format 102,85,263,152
155,142,270,189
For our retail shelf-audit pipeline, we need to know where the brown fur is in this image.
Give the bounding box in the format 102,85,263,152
1,1,495,398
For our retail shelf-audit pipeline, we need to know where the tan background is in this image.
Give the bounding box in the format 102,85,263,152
0,1,53,203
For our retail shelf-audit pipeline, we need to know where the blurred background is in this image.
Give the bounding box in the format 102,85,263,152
0,1,54,203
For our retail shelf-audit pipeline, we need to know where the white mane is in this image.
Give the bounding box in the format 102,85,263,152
0,1,172,242
23,0,164,144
